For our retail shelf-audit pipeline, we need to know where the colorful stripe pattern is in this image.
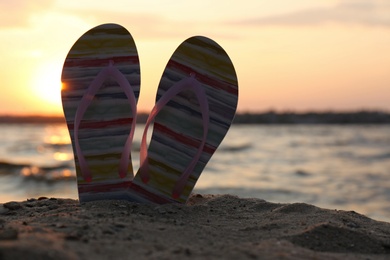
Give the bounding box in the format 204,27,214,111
132,36,238,203
61,24,140,202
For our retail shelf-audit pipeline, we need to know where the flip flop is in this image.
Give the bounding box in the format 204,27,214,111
129,36,238,204
61,23,140,202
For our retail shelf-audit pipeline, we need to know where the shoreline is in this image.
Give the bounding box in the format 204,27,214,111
1,194,390,259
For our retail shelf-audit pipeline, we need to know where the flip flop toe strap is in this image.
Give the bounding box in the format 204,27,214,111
74,60,137,182
139,74,209,199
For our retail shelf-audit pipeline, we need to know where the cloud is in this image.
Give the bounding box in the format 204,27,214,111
58,8,240,40
234,0,390,27
67,9,177,38
0,0,54,28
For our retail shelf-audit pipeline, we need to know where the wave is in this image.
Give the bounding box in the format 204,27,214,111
0,161,75,182
364,152,390,161
42,143,72,150
220,143,252,152
333,151,390,163
21,166,75,182
0,161,29,175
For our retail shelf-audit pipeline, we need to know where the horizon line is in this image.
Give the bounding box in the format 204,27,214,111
0,110,389,125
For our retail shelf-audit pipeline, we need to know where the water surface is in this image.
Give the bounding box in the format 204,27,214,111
0,124,389,222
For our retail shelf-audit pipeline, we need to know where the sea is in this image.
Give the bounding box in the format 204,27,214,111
0,123,389,222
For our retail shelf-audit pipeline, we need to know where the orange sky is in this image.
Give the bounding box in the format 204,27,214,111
0,0,389,116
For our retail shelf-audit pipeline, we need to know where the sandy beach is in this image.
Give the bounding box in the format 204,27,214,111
1,194,390,259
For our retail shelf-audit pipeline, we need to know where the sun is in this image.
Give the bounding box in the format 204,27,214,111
33,62,63,106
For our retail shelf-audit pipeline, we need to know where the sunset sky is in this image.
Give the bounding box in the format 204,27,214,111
1,0,389,115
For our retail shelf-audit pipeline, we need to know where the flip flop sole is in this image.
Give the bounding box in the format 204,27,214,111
132,36,238,203
61,24,140,202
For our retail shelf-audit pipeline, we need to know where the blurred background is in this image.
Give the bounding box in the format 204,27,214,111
1,0,389,114
0,0,389,221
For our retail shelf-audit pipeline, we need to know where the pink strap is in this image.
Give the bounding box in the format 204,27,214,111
139,74,209,199
74,60,137,182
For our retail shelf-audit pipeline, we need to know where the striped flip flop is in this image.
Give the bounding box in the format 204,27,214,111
129,36,238,204
61,24,140,202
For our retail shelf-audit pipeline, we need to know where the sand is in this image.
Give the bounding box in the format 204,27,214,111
1,194,390,259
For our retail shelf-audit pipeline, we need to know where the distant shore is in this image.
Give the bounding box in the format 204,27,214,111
232,111,390,124
0,111,389,124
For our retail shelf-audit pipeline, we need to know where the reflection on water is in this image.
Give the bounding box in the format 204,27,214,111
0,124,389,222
